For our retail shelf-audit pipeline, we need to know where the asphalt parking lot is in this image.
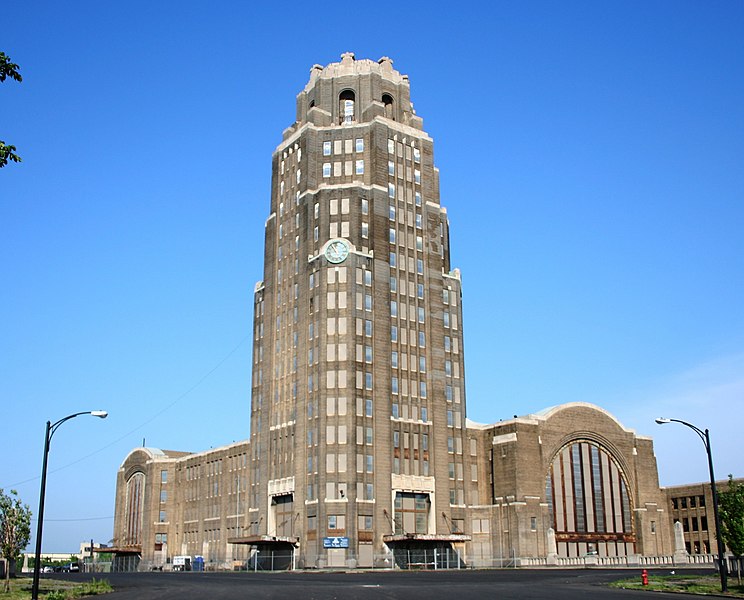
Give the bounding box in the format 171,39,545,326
34,567,715,600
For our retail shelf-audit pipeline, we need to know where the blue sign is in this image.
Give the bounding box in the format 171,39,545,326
323,536,349,548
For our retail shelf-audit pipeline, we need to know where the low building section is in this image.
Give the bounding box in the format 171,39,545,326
664,478,744,556
112,403,679,569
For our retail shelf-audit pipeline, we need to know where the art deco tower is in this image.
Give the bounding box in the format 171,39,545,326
248,53,470,568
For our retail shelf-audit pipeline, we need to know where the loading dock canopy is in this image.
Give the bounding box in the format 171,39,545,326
227,534,299,547
383,533,471,543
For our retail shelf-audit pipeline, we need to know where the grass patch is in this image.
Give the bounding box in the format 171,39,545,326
2,577,112,599
609,573,744,596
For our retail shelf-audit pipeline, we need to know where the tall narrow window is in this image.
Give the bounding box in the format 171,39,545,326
382,94,394,120
340,90,355,124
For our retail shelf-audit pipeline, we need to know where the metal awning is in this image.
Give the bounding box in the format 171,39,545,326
97,545,141,554
228,534,299,547
383,533,471,543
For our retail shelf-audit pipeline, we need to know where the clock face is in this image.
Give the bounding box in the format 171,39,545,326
325,239,350,264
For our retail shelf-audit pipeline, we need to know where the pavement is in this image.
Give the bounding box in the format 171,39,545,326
34,567,715,600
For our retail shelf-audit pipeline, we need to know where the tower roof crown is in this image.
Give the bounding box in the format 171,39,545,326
304,53,408,91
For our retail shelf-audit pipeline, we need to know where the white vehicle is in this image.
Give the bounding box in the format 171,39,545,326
173,556,191,571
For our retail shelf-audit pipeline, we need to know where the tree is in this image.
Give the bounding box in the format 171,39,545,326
719,476,744,584
0,51,23,168
0,489,32,592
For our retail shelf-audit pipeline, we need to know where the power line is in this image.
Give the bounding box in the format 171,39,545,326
31,516,113,522
7,333,251,488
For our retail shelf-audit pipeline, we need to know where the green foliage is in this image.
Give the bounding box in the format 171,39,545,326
78,578,114,596
0,489,32,592
0,52,22,82
719,476,744,557
0,142,22,167
1,51,22,168
2,576,113,600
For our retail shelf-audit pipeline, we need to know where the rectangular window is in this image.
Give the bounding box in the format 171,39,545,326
389,206,396,220
365,399,373,417
159,511,167,523
388,160,395,176
388,139,395,154
391,325,398,342
362,222,369,238
415,192,421,207
356,160,364,174
390,300,397,317
416,259,424,274
391,351,398,368
356,138,364,152
414,169,421,184
420,381,427,398
389,228,396,244
323,141,332,156
388,183,395,198
390,277,397,292
390,252,396,267
413,147,421,162
421,407,428,422
392,403,399,418
161,470,168,483
323,163,331,177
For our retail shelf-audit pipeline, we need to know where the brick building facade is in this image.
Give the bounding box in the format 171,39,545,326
111,55,678,570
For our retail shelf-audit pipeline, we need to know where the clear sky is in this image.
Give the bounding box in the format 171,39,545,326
2,1,743,553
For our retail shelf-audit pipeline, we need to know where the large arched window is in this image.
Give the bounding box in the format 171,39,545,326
125,471,145,546
339,90,355,124
545,440,635,557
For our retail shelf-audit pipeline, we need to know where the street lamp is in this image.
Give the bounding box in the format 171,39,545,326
655,417,727,592
31,410,108,600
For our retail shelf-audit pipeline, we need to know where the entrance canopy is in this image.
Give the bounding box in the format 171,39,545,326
228,534,299,547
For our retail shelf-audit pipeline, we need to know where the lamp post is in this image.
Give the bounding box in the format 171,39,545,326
31,410,108,600
655,417,727,592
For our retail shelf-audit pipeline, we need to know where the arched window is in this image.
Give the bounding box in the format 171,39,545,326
382,94,394,120
125,471,145,546
545,440,635,557
339,90,355,124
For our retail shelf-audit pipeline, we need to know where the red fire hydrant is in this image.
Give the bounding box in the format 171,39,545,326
641,569,649,586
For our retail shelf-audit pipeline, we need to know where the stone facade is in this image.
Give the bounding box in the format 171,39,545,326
664,478,744,556
111,55,677,570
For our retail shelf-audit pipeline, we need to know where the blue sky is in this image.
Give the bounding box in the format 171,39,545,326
2,1,743,552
